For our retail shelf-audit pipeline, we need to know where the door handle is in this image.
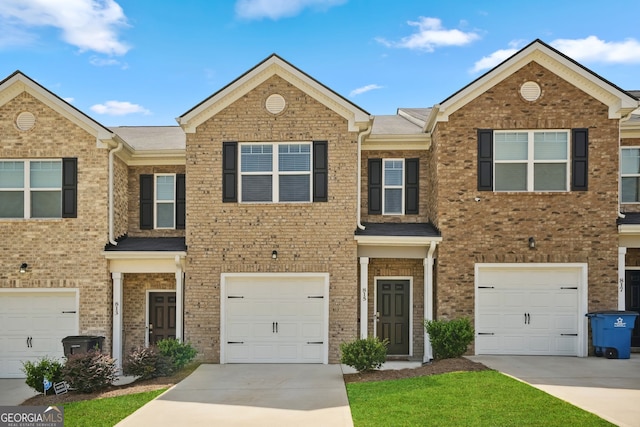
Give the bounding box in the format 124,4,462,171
275,322,278,333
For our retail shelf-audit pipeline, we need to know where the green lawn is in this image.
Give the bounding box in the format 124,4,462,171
62,389,166,427
346,370,614,427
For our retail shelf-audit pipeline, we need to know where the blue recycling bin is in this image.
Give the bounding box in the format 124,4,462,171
586,311,638,359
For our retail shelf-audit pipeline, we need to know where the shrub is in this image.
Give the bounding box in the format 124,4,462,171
123,345,173,379
21,356,64,393
340,337,388,372
424,317,475,359
63,350,117,393
156,339,197,371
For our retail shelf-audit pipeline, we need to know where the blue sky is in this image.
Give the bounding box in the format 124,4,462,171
1,0,639,126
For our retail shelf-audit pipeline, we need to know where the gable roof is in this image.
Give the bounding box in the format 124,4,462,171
0,70,115,146
429,39,639,130
177,54,371,133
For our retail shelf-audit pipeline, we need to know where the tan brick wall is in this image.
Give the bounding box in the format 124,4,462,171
126,165,186,237
184,76,358,363
113,156,128,239
432,62,620,321
0,92,113,346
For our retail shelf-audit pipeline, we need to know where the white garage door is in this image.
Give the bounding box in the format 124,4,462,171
222,275,328,363
0,291,78,378
475,265,585,356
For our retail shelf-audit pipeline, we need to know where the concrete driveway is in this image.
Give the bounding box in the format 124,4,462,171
116,364,353,427
470,355,640,427
0,379,37,405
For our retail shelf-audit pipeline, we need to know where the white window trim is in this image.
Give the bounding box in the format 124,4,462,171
0,159,62,219
382,158,405,215
238,142,312,203
493,130,570,192
154,173,176,229
621,146,640,204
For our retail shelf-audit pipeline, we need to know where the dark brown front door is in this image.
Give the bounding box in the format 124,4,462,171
377,280,410,355
625,271,640,347
149,292,176,344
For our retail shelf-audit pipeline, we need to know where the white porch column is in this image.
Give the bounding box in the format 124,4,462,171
423,242,437,362
359,257,369,339
175,258,184,342
619,247,627,310
111,272,123,372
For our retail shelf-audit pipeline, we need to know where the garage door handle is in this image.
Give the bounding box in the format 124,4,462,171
478,286,495,289
227,341,244,344
307,342,323,344
478,333,494,335
307,296,324,298
228,296,244,299
561,333,578,336
62,311,77,314
560,287,578,290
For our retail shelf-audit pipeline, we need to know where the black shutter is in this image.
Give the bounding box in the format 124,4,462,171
405,158,419,215
313,141,328,202
176,173,186,229
571,128,588,191
140,174,154,229
477,129,493,191
222,142,237,202
61,157,77,218
368,158,382,215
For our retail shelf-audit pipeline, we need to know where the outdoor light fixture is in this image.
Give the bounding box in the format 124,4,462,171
19,263,28,273
528,237,536,249
272,250,278,259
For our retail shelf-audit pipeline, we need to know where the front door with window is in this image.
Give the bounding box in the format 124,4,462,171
149,292,176,344
376,280,410,355
625,271,640,347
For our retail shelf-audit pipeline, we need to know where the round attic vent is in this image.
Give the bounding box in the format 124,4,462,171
16,111,36,131
265,94,286,114
520,81,541,102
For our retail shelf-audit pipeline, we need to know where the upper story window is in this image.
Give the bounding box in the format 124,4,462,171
155,174,176,228
478,128,588,193
383,159,404,214
0,159,77,218
368,157,419,216
621,148,640,203
140,173,185,230
240,143,311,202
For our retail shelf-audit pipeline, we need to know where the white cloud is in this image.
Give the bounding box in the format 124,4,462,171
376,17,479,52
63,97,74,103
90,101,150,116
551,36,640,64
235,0,346,20
0,0,130,55
349,84,383,97
470,40,524,73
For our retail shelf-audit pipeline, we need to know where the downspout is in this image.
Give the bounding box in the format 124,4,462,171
108,141,124,246
357,125,372,230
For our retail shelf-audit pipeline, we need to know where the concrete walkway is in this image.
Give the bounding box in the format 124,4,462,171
0,379,37,406
470,355,640,427
116,364,353,427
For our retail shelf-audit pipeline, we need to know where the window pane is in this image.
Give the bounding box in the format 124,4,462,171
534,164,567,191
0,161,24,188
156,176,174,201
384,160,403,186
157,203,174,227
280,175,310,202
622,149,640,174
31,161,62,188
622,177,640,203
534,132,567,160
0,191,24,217
279,144,310,172
31,191,61,218
384,189,402,214
495,133,528,160
241,145,273,172
242,175,272,202
495,163,527,191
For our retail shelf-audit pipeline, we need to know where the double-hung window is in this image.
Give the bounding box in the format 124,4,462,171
383,159,404,214
494,131,569,192
139,173,185,230
621,148,640,203
0,160,63,218
155,174,175,228
240,143,311,202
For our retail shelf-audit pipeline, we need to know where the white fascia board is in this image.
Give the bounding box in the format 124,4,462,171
355,235,442,246
117,149,186,166
363,134,431,150
618,224,640,235
101,251,187,260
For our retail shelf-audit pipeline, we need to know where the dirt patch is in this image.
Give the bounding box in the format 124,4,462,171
343,357,489,383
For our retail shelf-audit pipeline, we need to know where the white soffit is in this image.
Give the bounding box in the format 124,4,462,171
177,55,370,132
435,41,639,123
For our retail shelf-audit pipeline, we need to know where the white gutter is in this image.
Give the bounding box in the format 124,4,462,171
108,141,124,245
357,125,372,230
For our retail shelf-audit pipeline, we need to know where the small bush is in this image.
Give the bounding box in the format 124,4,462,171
123,346,173,379
340,337,388,372
21,356,64,393
63,350,117,393
424,317,475,359
156,339,197,371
